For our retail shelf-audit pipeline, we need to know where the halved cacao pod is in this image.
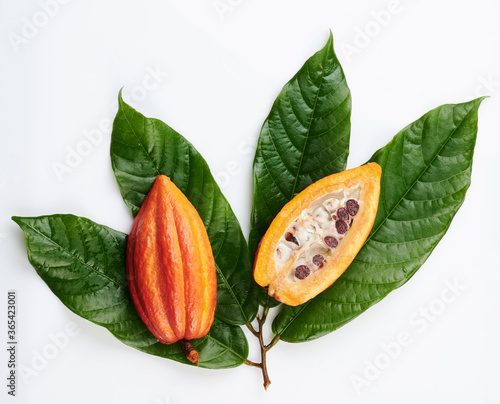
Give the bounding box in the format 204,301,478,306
127,175,217,364
254,163,381,306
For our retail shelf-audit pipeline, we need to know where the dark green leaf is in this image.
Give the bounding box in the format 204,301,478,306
273,98,484,342
12,214,248,369
249,31,351,263
110,94,258,325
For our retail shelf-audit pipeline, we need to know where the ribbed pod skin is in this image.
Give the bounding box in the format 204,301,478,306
127,175,217,346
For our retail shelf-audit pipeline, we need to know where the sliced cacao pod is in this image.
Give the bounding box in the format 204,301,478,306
127,175,217,364
253,163,381,306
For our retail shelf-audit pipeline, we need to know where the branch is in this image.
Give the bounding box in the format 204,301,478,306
243,297,280,390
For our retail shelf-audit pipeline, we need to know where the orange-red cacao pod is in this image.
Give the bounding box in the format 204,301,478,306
126,175,217,364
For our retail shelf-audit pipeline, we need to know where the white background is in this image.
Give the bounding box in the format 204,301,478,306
1,0,500,402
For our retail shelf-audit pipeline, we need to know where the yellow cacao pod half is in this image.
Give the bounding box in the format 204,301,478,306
254,163,381,306
127,175,217,364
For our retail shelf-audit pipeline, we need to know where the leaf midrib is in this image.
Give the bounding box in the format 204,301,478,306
18,218,126,291
289,63,327,198
214,263,249,324
206,334,246,362
120,101,162,177
366,105,475,246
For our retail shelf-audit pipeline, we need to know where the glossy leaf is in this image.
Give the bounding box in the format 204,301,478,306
249,31,351,262
110,94,258,325
273,98,484,342
13,215,248,369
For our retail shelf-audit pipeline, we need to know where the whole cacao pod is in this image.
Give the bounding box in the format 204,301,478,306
127,175,217,364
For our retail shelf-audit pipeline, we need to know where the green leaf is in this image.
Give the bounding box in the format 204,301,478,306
272,98,484,342
249,31,351,262
12,214,248,369
110,93,258,326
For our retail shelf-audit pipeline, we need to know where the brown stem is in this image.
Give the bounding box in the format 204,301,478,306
265,334,280,350
179,339,199,365
257,314,271,390
243,298,278,390
244,358,261,367
246,321,259,337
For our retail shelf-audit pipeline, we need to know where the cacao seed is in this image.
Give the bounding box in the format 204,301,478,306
337,207,349,221
295,265,311,280
335,219,349,234
285,232,299,246
346,199,359,216
324,236,338,248
312,254,325,268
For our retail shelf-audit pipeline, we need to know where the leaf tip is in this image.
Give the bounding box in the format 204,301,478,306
327,29,334,41
118,87,126,107
116,87,139,116
324,29,334,50
11,216,22,226
474,95,489,105
461,96,488,116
